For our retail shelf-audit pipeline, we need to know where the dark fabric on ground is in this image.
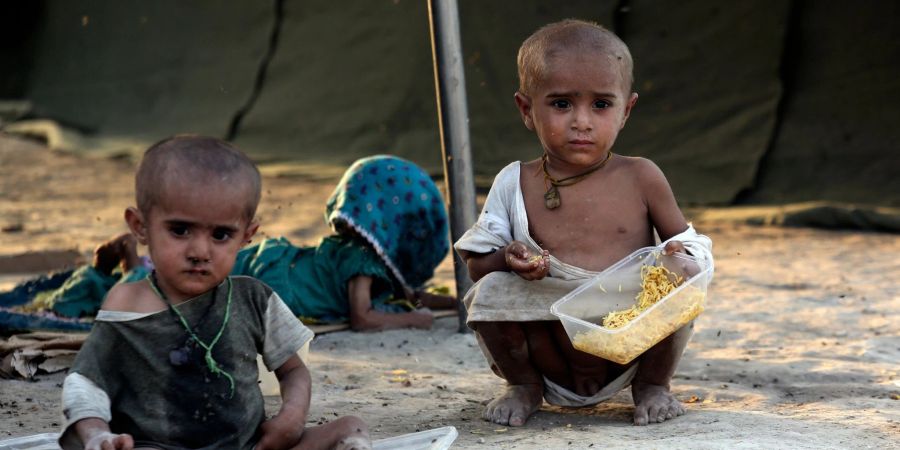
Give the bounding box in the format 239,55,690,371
0,269,73,308
776,204,900,233
0,311,91,332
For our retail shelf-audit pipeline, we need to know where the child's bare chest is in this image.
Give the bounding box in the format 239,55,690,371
521,170,653,271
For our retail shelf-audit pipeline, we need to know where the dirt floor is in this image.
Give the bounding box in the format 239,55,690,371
1,134,898,449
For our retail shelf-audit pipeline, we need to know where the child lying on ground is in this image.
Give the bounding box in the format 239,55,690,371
1,155,455,332
60,135,370,449
454,20,714,428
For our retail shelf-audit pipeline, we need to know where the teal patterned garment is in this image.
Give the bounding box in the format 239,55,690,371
47,265,150,317
232,235,396,322
324,155,449,291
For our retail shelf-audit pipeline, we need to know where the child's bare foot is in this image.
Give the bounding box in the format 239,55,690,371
92,233,138,275
631,381,685,426
483,383,543,427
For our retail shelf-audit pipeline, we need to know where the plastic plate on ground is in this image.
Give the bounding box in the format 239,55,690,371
0,433,60,450
0,427,460,450
372,426,458,450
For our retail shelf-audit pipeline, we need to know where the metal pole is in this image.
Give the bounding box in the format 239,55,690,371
427,0,477,332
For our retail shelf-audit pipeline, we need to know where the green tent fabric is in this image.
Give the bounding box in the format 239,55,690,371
741,0,900,206
2,1,898,215
615,0,788,205
232,0,442,168
20,1,268,145
234,0,618,178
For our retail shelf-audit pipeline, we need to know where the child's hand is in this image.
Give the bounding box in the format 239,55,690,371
505,241,550,280
256,413,303,450
662,240,700,278
84,431,134,450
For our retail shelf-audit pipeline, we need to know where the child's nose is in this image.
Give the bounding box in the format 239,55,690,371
186,237,211,263
571,106,593,131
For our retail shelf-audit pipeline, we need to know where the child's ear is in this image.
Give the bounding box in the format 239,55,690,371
514,91,535,131
243,220,260,245
124,207,149,245
620,92,639,129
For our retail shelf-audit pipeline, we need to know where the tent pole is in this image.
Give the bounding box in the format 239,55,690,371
427,0,476,333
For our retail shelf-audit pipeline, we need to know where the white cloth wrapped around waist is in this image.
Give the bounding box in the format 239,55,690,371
461,225,714,324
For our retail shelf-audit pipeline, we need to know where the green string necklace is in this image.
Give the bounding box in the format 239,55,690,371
148,271,235,398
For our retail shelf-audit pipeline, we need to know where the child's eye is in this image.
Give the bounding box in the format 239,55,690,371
169,225,189,236
593,100,611,109
212,229,233,242
550,99,571,109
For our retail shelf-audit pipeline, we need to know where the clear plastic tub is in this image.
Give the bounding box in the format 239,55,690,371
550,247,711,365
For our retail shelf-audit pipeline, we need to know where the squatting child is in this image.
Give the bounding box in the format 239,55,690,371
454,20,714,427
59,135,370,449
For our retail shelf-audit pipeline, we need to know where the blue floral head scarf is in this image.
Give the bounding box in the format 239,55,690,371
325,155,449,290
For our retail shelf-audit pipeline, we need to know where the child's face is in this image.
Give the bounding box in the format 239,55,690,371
126,182,258,302
515,50,638,167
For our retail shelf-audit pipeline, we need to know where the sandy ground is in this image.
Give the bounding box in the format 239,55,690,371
1,134,898,449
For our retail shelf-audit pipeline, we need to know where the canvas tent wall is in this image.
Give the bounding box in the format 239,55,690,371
2,0,898,207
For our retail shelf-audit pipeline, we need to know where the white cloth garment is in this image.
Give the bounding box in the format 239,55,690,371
454,161,714,323
542,364,639,407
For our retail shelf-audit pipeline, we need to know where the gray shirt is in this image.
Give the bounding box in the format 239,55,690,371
60,276,313,450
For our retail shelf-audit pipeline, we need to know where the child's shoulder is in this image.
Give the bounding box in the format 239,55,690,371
492,159,535,189
100,279,156,313
614,153,657,171
497,160,526,178
229,275,277,301
478,160,530,202
614,154,669,186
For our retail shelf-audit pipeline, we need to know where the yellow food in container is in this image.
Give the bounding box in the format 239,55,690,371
551,247,711,365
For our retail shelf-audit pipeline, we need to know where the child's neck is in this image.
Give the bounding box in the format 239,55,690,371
542,151,613,182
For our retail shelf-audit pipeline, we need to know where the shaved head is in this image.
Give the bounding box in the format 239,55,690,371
517,19,634,96
135,135,261,221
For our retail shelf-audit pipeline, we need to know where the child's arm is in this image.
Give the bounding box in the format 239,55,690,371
255,355,309,450
347,275,433,331
639,159,690,242
460,241,550,283
638,159,708,275
72,418,134,450
60,372,133,450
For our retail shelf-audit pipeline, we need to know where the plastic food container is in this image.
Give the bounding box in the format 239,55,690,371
550,247,711,365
